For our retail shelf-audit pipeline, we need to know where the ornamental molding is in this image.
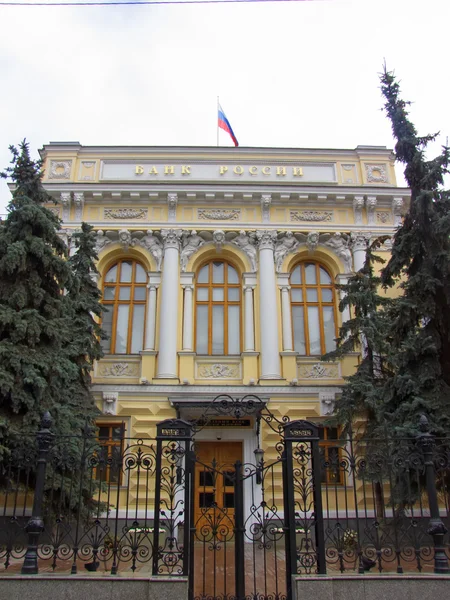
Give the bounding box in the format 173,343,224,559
73,192,84,221
290,210,333,222
274,231,299,272
353,196,364,226
105,208,147,220
161,227,182,250
366,196,377,226
256,229,277,251
49,160,72,180
319,391,336,416
93,383,343,396
376,211,391,224
198,208,240,221
102,391,119,415
60,192,71,221
98,362,140,378
167,193,178,222
196,361,242,380
298,362,340,380
180,230,206,271
365,164,388,184
261,194,272,224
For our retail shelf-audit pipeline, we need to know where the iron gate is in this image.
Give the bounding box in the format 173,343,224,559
153,395,326,600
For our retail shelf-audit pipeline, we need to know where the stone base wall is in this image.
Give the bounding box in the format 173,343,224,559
294,575,450,600
0,575,188,600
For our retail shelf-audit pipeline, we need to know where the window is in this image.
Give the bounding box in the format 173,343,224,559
101,260,147,354
95,423,125,484
195,261,241,355
290,262,337,355
319,426,344,485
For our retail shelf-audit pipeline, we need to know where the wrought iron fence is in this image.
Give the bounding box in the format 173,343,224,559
0,410,449,596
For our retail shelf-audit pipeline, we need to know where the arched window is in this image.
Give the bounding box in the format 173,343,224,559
101,260,147,354
290,262,337,356
195,260,241,355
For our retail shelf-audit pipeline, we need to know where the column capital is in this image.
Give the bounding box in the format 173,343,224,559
280,285,291,293
161,228,182,250
182,284,194,291
350,231,371,252
257,229,277,250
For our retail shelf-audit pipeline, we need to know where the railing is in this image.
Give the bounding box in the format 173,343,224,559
0,412,449,583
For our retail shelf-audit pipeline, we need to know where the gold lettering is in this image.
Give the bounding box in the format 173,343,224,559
181,165,191,175
149,166,159,175
220,166,228,175
293,167,304,177
262,166,271,175
164,165,175,175
135,165,144,175
276,166,287,176
234,165,244,175
249,166,258,175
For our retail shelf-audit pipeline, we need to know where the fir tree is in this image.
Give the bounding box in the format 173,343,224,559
0,141,77,452
323,238,392,432
62,222,106,428
380,66,450,436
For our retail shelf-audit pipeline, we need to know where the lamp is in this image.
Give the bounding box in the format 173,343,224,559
254,447,265,485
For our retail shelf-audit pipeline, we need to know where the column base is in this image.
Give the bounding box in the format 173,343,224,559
153,376,180,384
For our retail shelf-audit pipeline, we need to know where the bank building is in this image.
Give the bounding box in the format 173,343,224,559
37,143,411,586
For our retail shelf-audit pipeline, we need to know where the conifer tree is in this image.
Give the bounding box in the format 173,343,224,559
0,142,78,453
379,67,450,436
323,239,392,432
63,222,106,426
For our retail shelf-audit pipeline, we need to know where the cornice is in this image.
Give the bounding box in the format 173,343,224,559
40,144,394,161
91,383,343,396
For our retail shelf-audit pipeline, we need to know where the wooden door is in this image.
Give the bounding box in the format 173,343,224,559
193,441,242,537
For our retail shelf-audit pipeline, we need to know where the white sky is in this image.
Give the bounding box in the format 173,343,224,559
1,0,449,213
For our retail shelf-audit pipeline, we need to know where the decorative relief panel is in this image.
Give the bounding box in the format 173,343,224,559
365,164,388,184
376,211,391,224
290,210,333,222
49,160,72,180
104,208,148,220
297,361,340,380
80,161,96,181
198,208,240,221
97,360,140,378
196,359,242,380
341,163,357,184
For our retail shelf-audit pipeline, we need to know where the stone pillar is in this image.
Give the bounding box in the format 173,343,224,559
351,232,368,272
243,285,255,352
182,284,194,351
144,277,159,351
257,230,281,379
280,285,293,352
156,229,182,379
336,274,351,326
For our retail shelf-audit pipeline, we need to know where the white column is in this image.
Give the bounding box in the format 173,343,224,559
182,285,194,351
257,230,281,379
280,286,293,352
243,286,255,352
351,232,368,272
336,275,351,326
156,229,182,378
144,284,158,350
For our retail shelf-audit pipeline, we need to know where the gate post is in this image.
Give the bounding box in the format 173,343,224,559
234,460,245,600
152,419,193,577
21,412,54,575
417,415,450,574
282,421,326,594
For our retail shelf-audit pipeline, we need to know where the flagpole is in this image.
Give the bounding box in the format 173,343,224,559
217,96,219,147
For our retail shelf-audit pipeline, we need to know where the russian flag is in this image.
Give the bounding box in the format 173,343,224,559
218,104,239,147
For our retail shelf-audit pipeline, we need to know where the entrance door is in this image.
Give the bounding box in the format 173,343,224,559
193,441,242,537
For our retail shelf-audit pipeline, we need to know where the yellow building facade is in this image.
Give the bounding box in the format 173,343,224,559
39,143,409,486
